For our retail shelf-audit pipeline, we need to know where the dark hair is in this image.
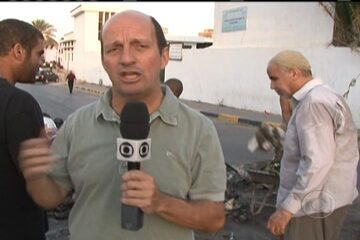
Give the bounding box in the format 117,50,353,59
149,16,168,54
100,14,168,58
54,117,64,129
165,78,183,87
0,19,44,57
165,78,183,97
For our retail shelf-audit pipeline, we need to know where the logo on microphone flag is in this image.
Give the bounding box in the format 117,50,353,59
116,138,151,162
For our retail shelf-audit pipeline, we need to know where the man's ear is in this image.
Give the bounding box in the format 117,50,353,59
291,67,303,79
160,46,169,70
12,43,26,61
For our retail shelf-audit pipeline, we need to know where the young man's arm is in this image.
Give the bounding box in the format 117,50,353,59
19,137,70,209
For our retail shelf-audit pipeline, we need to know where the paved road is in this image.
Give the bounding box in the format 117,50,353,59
18,83,98,120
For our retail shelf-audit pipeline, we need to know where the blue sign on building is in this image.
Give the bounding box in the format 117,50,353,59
222,7,247,32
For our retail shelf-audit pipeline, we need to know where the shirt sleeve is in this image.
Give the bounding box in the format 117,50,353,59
188,119,227,202
6,92,44,167
280,101,337,213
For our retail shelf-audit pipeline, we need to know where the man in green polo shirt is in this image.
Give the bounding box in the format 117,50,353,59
19,10,227,240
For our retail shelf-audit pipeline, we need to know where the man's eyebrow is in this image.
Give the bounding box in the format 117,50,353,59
105,37,150,46
130,38,149,44
269,75,277,81
104,41,122,48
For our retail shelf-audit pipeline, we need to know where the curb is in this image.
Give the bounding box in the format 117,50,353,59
201,111,263,127
75,84,107,97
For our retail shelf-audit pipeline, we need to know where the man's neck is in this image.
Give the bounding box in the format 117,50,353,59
0,59,16,85
0,73,15,85
111,88,164,116
291,75,313,96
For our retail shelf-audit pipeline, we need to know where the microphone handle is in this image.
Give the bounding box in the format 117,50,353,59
122,161,143,231
128,162,140,171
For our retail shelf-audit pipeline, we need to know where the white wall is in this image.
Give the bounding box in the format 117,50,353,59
73,11,85,78
213,2,333,48
74,11,106,84
81,51,111,85
84,11,100,52
165,47,360,128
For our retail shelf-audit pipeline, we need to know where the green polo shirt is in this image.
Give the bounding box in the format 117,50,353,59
50,86,226,240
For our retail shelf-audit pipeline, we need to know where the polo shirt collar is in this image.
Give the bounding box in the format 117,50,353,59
95,88,120,123
150,85,179,126
94,86,180,126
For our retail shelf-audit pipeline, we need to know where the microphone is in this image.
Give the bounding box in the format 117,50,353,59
117,101,151,231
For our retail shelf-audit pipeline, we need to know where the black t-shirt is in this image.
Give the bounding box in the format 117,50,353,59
0,78,47,240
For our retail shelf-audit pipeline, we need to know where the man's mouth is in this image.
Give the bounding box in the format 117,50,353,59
120,71,141,81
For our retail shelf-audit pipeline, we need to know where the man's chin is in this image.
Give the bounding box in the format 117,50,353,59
278,92,289,98
282,93,292,99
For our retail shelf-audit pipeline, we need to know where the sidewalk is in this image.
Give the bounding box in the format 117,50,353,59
69,81,282,127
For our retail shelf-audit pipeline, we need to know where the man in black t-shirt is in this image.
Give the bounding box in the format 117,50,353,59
0,19,48,240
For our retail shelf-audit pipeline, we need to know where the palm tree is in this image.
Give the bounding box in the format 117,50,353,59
320,2,360,52
31,19,58,48
320,2,360,98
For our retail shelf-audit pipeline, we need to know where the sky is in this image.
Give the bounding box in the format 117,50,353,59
0,2,215,41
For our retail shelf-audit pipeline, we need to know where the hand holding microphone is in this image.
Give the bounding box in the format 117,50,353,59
121,170,162,214
117,101,151,231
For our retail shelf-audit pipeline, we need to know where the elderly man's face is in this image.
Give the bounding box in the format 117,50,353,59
267,62,293,98
101,12,168,99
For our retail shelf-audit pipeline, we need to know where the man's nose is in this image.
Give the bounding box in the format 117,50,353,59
270,81,275,90
120,46,135,65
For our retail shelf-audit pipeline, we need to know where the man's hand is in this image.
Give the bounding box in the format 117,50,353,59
121,170,225,233
19,137,56,182
18,137,69,209
121,170,161,214
267,208,293,237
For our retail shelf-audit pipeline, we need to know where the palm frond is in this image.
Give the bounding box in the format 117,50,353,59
31,19,58,47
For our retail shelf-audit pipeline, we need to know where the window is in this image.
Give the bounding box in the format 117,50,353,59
98,11,116,40
98,12,103,40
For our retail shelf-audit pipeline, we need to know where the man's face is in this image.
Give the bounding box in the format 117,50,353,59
101,13,169,99
18,38,45,84
266,62,293,98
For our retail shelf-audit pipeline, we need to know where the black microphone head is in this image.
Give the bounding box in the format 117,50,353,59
120,101,150,139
